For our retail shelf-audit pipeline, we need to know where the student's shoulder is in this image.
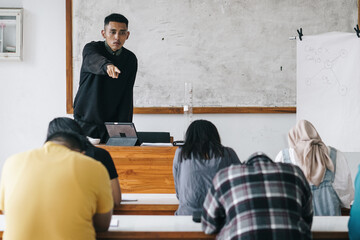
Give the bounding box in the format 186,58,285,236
222,147,241,163
327,146,343,157
172,147,182,163
216,163,243,178
223,146,238,156
175,147,182,153
276,161,306,178
87,145,111,159
3,148,37,167
76,154,110,181
73,150,106,170
223,146,235,152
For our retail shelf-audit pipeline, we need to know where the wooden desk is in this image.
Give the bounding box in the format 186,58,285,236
115,204,178,215
115,194,178,215
98,146,178,193
0,216,350,239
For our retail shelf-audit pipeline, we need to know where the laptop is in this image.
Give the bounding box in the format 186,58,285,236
104,122,139,146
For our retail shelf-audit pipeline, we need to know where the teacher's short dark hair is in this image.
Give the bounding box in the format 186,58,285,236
104,13,129,28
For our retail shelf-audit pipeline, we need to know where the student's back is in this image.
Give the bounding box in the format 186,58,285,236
47,117,121,207
173,146,239,215
275,119,354,215
202,153,313,239
172,120,240,215
0,139,113,240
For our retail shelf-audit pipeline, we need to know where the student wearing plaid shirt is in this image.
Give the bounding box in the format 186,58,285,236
202,152,313,240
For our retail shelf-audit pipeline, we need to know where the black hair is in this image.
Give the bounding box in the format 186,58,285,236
180,119,224,161
46,131,86,152
47,117,84,137
47,117,91,148
104,13,129,28
245,152,273,165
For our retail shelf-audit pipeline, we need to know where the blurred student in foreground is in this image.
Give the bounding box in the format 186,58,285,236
47,117,121,207
173,119,240,215
202,152,313,239
348,164,360,239
0,132,113,240
275,119,354,215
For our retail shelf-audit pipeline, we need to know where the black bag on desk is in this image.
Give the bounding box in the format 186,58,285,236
137,132,170,144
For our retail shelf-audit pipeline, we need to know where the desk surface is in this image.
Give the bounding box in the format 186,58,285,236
116,194,351,217
101,216,350,239
0,215,350,239
107,215,350,232
121,194,178,204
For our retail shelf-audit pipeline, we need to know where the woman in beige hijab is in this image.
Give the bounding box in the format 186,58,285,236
275,119,354,216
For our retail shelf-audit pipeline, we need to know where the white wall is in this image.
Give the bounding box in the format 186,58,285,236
0,0,296,174
0,0,68,166
134,113,295,161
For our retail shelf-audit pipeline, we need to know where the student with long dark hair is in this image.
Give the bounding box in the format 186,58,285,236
47,117,121,207
173,119,240,215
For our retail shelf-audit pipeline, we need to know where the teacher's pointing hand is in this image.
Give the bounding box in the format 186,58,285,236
107,64,121,78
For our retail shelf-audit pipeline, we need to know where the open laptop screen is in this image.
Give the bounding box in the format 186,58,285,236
104,122,138,138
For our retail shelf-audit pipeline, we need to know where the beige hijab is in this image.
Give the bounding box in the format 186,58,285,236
288,119,334,186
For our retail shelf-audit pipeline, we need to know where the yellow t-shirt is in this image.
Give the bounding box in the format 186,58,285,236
0,142,113,240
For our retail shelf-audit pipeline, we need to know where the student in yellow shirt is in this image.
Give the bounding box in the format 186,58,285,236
47,117,121,207
0,131,113,240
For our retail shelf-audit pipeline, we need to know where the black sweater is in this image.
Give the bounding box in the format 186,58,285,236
74,41,138,140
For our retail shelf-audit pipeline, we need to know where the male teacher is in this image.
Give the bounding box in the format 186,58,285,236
74,13,138,143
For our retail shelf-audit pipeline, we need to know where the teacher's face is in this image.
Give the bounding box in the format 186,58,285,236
101,21,130,51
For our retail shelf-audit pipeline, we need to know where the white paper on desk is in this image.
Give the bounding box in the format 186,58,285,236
297,32,360,151
110,219,119,227
140,142,173,146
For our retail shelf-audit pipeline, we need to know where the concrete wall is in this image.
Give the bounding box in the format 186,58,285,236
73,0,357,108
1,0,298,175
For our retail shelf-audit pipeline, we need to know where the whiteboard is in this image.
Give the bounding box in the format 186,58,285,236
72,0,357,107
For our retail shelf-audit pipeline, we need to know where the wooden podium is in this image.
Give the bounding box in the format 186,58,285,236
98,146,178,193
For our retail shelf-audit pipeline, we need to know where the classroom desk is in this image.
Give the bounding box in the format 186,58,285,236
115,194,178,215
98,215,213,239
113,194,351,217
98,146,178,193
0,216,350,239
311,216,349,239
101,216,353,240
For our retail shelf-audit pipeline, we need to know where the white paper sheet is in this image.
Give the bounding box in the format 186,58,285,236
297,32,360,151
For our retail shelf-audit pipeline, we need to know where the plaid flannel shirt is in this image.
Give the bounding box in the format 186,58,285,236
202,160,313,240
